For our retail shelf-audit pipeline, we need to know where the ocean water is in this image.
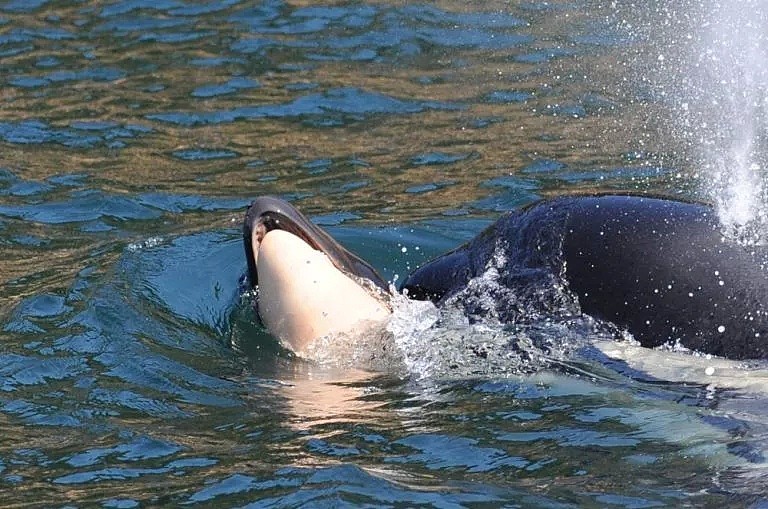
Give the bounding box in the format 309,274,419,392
1,0,768,507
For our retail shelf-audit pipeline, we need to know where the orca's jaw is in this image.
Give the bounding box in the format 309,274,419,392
243,196,389,292
253,228,391,352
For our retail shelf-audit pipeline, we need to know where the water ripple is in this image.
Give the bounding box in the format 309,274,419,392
65,435,182,467
0,120,149,148
229,3,531,61
235,464,518,508
191,77,259,98
388,434,529,472
147,87,460,126
1,0,50,13
171,148,240,160
88,388,191,418
0,190,160,223
0,354,88,390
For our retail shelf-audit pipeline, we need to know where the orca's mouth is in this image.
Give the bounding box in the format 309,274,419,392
242,196,389,293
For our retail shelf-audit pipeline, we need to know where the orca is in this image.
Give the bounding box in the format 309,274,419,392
402,194,768,360
242,197,390,353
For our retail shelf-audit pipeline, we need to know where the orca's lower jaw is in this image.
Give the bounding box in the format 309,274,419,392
253,228,391,353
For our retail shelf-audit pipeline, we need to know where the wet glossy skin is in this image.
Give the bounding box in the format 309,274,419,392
255,229,390,352
243,196,389,292
403,194,768,360
243,197,390,352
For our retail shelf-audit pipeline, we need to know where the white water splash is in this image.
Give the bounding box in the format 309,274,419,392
619,0,768,241
664,0,768,242
699,0,768,241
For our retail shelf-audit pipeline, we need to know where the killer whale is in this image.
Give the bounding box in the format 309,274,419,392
242,196,391,352
402,194,768,360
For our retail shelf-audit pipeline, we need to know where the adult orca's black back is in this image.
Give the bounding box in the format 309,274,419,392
402,194,768,360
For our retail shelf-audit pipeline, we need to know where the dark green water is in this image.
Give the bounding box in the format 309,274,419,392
1,1,767,507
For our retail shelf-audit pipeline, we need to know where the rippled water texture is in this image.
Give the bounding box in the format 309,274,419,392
1,0,768,507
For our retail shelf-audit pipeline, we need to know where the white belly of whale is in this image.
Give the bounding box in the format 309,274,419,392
592,339,768,393
256,229,391,354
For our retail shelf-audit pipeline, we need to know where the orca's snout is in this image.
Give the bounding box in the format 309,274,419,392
242,196,389,292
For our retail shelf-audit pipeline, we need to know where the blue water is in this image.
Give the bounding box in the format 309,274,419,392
1,0,767,506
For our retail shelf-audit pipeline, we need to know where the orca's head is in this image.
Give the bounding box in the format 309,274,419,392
242,197,391,352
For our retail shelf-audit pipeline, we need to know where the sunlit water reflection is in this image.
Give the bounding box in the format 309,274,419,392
1,0,768,507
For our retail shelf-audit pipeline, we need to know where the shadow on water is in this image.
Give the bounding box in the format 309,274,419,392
0,0,767,506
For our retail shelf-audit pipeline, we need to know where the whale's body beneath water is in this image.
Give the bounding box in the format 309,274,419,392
243,194,768,361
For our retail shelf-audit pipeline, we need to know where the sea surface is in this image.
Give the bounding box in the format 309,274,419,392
1,0,768,507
